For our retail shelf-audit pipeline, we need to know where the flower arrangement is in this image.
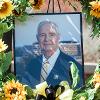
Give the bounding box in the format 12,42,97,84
0,54,99,100
3,80,27,100
0,62,99,100
80,0,100,38
0,0,100,100
0,0,14,19
64,0,100,38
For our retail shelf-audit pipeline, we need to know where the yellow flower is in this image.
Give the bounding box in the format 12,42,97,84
29,0,44,10
92,72,100,90
93,73,100,84
3,80,27,100
79,96,86,100
36,81,48,97
90,1,100,18
95,83,100,91
0,0,14,19
0,39,8,52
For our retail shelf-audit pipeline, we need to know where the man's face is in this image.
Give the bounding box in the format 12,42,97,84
37,23,59,53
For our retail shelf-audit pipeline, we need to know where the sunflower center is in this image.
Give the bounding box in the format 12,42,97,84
10,88,18,94
0,2,8,12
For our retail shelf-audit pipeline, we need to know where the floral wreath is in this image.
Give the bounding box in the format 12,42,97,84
0,0,100,100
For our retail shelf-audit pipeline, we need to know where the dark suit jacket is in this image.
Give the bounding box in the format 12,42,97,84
16,51,84,88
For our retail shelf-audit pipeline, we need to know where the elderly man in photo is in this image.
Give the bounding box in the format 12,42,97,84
18,20,84,88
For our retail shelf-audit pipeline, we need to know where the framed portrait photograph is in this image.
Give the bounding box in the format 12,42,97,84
14,13,84,88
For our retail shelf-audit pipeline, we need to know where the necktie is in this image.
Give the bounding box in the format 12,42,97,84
41,60,49,82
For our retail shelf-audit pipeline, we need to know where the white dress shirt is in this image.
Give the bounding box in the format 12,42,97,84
42,49,60,77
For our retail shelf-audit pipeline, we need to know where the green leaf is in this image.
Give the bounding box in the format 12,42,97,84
85,75,93,87
1,51,12,74
86,89,96,100
73,92,88,100
94,88,100,100
3,73,16,82
0,81,3,88
86,14,93,24
0,23,13,38
70,61,79,89
25,86,35,99
16,13,28,22
60,81,70,90
56,86,62,97
20,0,28,5
0,75,2,81
0,68,2,76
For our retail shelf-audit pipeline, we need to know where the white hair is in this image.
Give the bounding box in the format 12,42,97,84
37,20,60,35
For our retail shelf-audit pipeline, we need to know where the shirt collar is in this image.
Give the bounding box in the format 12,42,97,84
43,49,60,64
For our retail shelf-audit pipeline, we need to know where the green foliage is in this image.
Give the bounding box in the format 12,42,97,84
73,63,100,100
80,0,100,38
0,23,13,38
85,75,93,87
0,51,13,87
25,86,35,99
0,76,3,87
14,0,29,8
3,73,16,81
86,89,96,100
16,13,28,22
94,88,100,100
63,0,100,38
56,86,62,97
91,18,100,38
60,81,70,90
0,51,12,74
70,61,79,89
73,92,88,100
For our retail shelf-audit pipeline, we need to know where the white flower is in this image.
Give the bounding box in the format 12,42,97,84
0,39,8,52
59,89,74,100
36,81,48,97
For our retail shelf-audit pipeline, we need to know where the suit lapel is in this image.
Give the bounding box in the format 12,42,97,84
47,52,71,86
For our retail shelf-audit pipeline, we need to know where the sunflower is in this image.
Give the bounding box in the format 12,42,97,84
3,80,27,100
90,1,100,18
92,72,100,90
93,73,100,84
29,0,44,10
0,39,8,52
0,0,14,19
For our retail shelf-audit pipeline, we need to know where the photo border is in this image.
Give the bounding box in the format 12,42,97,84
13,12,85,85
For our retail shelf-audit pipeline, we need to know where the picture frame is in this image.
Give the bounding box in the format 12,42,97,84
14,12,84,88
